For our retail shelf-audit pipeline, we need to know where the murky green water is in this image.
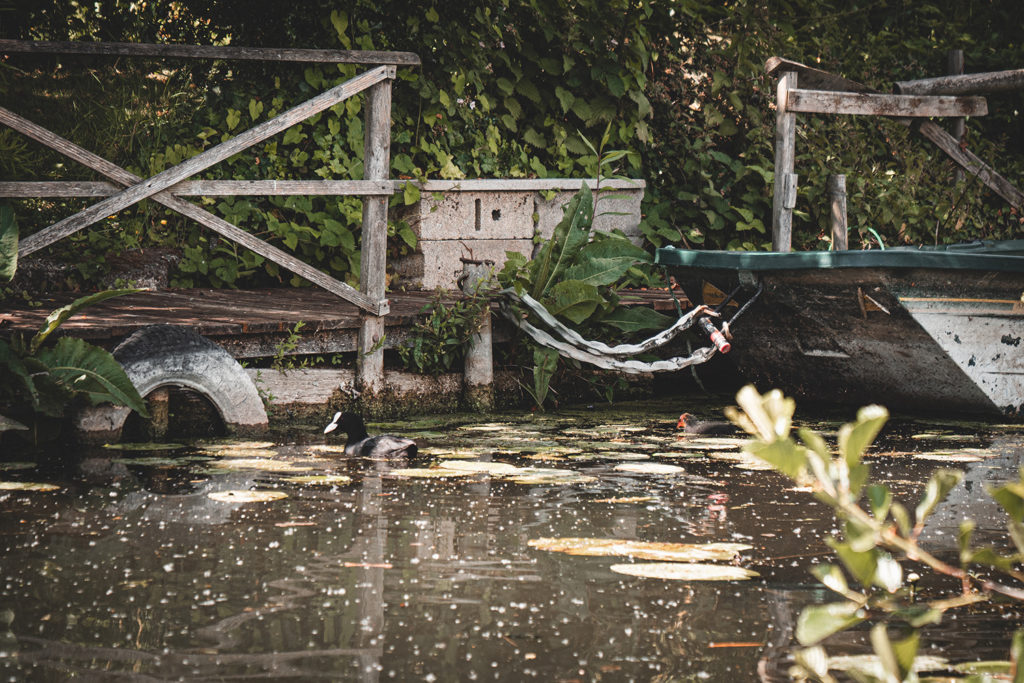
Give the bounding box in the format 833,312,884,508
1,399,1023,681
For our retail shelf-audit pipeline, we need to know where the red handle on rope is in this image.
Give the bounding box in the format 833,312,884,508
698,317,731,354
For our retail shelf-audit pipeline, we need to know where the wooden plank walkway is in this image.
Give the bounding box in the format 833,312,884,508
0,288,686,360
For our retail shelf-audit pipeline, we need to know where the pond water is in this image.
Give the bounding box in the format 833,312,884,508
1,399,1023,681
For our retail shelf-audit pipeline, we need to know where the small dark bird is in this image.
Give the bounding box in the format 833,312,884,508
676,412,735,435
324,411,418,458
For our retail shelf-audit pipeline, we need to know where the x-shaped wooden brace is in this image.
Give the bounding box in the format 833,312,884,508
4,65,394,315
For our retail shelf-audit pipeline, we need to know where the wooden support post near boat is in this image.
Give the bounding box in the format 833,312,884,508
355,70,395,396
460,262,494,412
772,71,798,252
948,49,966,184
828,174,848,250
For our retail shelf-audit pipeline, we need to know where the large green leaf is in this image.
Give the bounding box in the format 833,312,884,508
0,205,16,282
915,468,963,527
543,280,602,324
530,183,593,299
30,289,141,354
600,305,674,334
564,237,649,287
796,601,866,646
36,337,149,417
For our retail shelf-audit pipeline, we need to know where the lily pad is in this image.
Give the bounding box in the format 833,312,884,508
0,481,60,492
509,469,596,485
306,444,349,455
102,442,187,451
593,496,656,504
610,562,759,581
914,448,992,462
281,474,352,485
458,423,516,432
386,468,473,478
436,460,524,475
673,437,747,450
202,448,280,458
707,451,774,470
570,452,650,461
528,537,752,562
0,462,35,471
208,489,288,503
211,458,311,473
111,457,185,467
613,463,685,475
199,440,277,452
825,653,949,675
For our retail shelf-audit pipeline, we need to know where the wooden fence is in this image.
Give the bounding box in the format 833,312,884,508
0,39,421,393
766,54,1024,251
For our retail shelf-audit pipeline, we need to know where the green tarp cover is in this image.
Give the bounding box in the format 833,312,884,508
655,240,1024,273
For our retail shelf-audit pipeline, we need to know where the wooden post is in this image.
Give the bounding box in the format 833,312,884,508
460,263,494,412
772,71,798,252
948,49,965,183
828,175,848,250
356,68,395,396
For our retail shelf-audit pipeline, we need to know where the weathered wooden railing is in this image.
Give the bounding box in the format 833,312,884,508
0,39,421,394
766,55,1024,252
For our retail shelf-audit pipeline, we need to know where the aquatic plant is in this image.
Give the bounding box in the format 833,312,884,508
727,386,1024,681
0,290,149,445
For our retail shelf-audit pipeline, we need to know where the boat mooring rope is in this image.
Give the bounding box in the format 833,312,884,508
498,289,718,374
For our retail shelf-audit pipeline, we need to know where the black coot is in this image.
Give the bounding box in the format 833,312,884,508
323,411,418,458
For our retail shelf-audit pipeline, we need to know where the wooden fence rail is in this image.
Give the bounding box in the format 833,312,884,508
0,39,421,393
765,55,1023,251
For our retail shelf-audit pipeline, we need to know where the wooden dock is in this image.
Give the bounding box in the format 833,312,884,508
0,287,685,361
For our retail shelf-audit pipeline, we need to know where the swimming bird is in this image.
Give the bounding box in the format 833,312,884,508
676,412,736,435
323,411,418,458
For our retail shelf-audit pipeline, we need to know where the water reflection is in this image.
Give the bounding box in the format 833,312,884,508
0,401,1021,680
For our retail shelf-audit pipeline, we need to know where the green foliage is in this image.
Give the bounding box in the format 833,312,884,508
727,386,1024,681
397,289,488,375
1,290,149,443
0,206,17,283
4,1,1022,292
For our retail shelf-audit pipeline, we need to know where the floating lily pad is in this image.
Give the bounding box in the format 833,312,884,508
199,441,277,452
102,442,187,451
826,653,948,675
111,456,185,467
593,496,656,504
436,460,524,475
419,447,490,459
707,451,774,470
306,444,349,455
208,489,287,503
522,453,569,462
652,451,706,459
509,473,596,485
673,437,748,450
614,463,685,475
458,423,516,432
0,462,35,471
211,458,311,473
570,451,650,461
281,474,352,485
528,537,752,562
914,448,992,462
0,481,60,492
952,660,1010,675
610,562,759,581
385,468,472,478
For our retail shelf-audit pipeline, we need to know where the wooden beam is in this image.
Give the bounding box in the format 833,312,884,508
915,120,1024,209
356,78,393,392
16,65,390,257
771,71,797,252
895,68,1024,95
765,56,874,93
0,105,388,314
0,180,394,198
0,38,420,66
787,89,987,117
765,59,1023,211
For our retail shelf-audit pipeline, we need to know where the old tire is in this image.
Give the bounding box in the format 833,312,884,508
75,325,268,442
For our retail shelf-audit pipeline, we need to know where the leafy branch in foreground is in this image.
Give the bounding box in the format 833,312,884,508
1,290,150,444
726,385,1024,682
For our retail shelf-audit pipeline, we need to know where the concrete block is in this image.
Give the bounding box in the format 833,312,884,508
394,238,533,290
398,190,534,241
388,178,645,291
